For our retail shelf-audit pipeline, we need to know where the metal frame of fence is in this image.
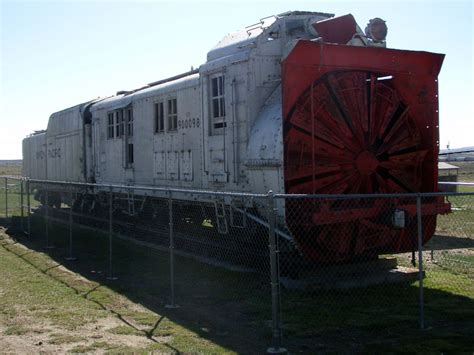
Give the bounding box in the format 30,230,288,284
1,176,473,353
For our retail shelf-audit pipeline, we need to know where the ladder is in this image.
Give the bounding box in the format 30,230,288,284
213,200,228,234
230,199,247,228
127,189,135,216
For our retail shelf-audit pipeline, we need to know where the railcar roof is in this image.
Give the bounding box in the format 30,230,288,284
92,74,200,112
48,100,95,119
207,10,334,62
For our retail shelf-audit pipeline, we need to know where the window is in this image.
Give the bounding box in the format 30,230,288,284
115,110,124,137
108,107,131,140
286,19,306,37
107,113,114,139
127,143,134,164
154,102,164,133
126,108,133,137
210,74,226,133
167,98,177,131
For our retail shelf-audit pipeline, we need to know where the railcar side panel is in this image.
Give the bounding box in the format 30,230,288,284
22,132,47,180
45,104,86,182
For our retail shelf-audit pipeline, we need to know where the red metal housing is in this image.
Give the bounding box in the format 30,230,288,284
282,41,448,262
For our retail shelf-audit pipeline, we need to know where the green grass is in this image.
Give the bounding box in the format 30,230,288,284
454,161,474,182
0,179,40,220
70,341,115,353
0,242,108,331
437,193,474,237
107,325,145,336
3,325,31,335
0,178,28,219
48,333,87,345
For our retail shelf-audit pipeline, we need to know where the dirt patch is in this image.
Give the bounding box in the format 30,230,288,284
0,315,155,353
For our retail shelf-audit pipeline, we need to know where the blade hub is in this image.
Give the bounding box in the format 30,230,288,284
356,150,379,175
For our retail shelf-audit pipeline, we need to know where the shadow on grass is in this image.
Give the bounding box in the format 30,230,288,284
1,215,474,353
427,234,474,250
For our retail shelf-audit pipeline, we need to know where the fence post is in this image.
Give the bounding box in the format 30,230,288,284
44,189,54,249
65,190,76,261
166,190,179,308
4,177,8,218
416,194,425,329
267,191,286,354
107,188,117,280
20,180,24,231
26,180,31,236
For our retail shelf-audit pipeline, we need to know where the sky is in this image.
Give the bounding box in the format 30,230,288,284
0,0,472,159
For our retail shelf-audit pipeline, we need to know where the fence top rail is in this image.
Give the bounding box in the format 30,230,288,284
24,178,268,198
2,176,473,199
438,181,474,186
274,191,474,199
0,175,23,181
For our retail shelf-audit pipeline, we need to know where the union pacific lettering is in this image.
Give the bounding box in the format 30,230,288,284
47,148,61,158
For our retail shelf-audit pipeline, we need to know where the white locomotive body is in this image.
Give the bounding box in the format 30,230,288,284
23,11,448,263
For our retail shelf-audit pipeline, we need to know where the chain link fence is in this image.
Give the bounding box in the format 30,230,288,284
0,177,24,224
1,176,473,352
